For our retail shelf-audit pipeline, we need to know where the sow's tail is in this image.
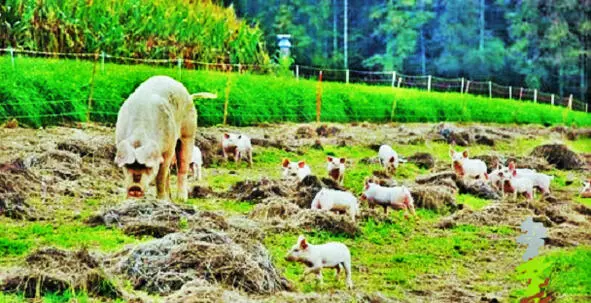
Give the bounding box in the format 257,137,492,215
191,92,218,99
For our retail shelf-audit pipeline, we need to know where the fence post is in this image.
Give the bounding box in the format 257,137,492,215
391,72,397,88
223,76,232,125
177,58,182,79
509,86,512,99
9,47,15,70
397,77,402,88
237,63,242,74
346,69,350,84
519,87,523,100
586,103,588,113
460,78,465,94
465,81,471,93
488,81,492,98
316,71,323,123
533,89,537,103
87,53,99,122
427,75,432,92
568,94,573,109
100,51,105,72
551,94,555,105
295,65,299,80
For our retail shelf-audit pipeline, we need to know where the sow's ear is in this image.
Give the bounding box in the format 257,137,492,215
135,141,163,168
115,140,135,167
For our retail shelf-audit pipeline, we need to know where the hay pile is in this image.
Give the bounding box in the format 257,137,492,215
531,144,583,170
226,178,291,202
409,185,457,212
295,126,316,139
316,124,341,137
0,158,43,220
57,136,116,160
438,202,533,228
109,228,291,295
0,248,120,299
85,199,227,238
163,279,249,303
456,179,500,200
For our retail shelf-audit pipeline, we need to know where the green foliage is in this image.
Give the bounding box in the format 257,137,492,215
0,0,269,65
2,56,590,128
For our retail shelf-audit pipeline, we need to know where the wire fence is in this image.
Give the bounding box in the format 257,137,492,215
0,47,588,127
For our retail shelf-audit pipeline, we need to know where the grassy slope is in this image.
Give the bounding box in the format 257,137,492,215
0,130,589,302
1,56,590,128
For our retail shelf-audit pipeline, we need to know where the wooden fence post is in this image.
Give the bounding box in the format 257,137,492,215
391,72,396,88
465,81,471,94
100,51,105,72
223,75,232,125
346,69,350,84
509,86,512,99
9,47,15,70
460,78,465,94
586,103,588,113
427,75,432,92
397,77,402,88
87,53,99,122
533,89,537,103
295,65,299,80
519,87,523,100
488,81,492,98
316,71,323,123
551,94,554,105
568,94,573,109
177,58,182,80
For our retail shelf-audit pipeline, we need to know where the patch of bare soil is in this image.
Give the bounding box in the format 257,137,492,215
0,248,121,299
106,228,291,296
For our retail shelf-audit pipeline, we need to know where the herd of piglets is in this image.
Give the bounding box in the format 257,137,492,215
113,75,588,289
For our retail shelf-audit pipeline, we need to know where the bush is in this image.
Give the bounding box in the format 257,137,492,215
1,56,590,127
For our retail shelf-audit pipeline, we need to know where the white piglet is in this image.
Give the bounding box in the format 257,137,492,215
499,163,534,200
360,180,416,217
326,156,346,185
281,159,312,181
449,149,488,181
190,146,203,181
378,145,398,175
311,188,359,221
581,180,591,198
500,162,553,195
222,133,253,167
285,235,353,289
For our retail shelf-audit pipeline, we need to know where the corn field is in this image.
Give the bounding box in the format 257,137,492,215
0,0,270,65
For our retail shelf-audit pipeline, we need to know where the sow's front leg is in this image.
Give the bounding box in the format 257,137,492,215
177,110,197,201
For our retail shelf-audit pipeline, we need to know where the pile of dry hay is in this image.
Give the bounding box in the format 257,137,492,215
56,136,116,160
531,144,583,170
225,178,291,202
85,199,228,238
108,228,291,295
0,248,120,299
0,158,44,220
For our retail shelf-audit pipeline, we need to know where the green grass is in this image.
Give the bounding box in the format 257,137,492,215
265,221,517,298
511,247,591,302
457,194,491,210
0,220,139,260
0,291,126,303
186,198,255,215
1,56,590,128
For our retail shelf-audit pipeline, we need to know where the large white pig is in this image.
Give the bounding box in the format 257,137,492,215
114,75,216,201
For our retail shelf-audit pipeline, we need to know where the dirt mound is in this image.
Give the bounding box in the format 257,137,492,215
294,209,360,237
194,133,220,166
27,150,83,181
0,193,41,220
0,248,120,299
531,144,583,170
249,200,301,221
415,171,458,193
359,157,380,165
439,203,533,228
410,185,457,212
227,178,291,202
456,179,500,200
546,226,591,247
316,124,341,137
189,185,215,198
295,126,316,139
0,158,43,220
292,175,323,208
163,279,248,303
110,228,291,295
57,136,116,160
408,152,435,169
85,199,229,238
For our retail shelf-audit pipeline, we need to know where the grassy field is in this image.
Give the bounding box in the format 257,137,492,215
0,123,589,302
1,56,590,128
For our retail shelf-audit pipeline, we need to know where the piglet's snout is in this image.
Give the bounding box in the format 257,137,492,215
127,186,144,198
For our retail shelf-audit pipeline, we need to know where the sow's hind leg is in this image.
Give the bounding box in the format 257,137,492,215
176,109,197,201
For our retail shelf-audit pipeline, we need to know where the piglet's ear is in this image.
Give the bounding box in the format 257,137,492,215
340,158,346,164
282,158,290,168
512,170,517,177
299,236,308,250
508,161,515,170
298,161,306,168
115,140,135,168
223,133,230,139
462,150,469,158
327,156,333,162
389,156,395,163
